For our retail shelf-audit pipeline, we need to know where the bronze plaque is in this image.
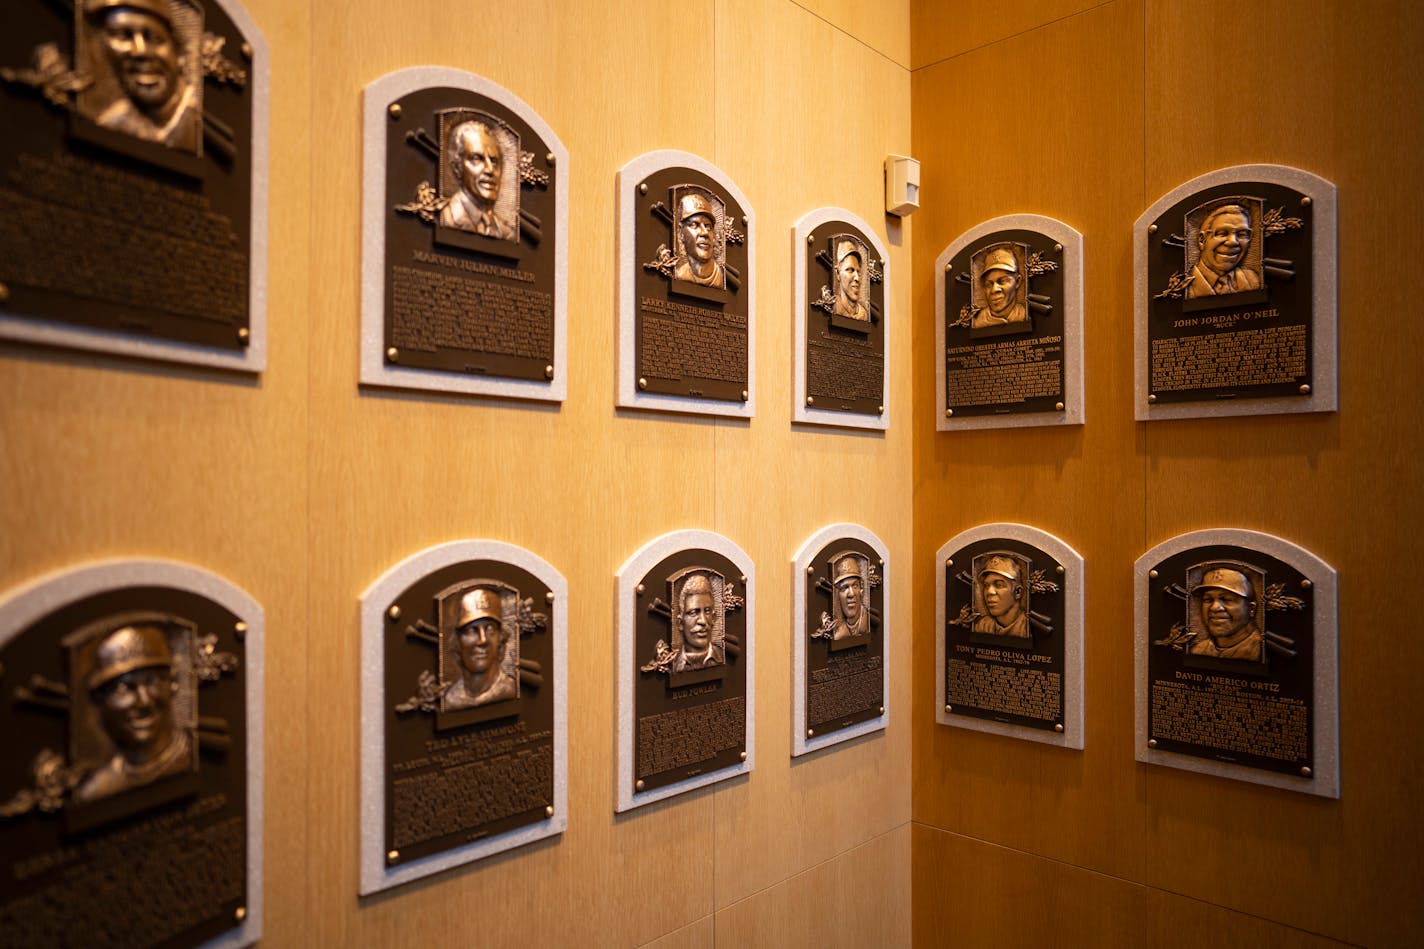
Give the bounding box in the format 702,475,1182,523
626,158,751,406
1145,546,1317,778
0,0,260,364
803,539,884,739
1136,165,1337,418
0,581,250,946
941,538,1068,733
633,549,748,793
376,81,559,384
799,217,886,419
940,225,1071,421
381,559,555,867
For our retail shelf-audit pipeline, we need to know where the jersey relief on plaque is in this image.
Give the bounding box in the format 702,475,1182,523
793,209,890,429
616,531,753,811
792,524,890,756
1136,529,1338,797
360,541,566,894
935,524,1084,748
0,0,267,371
936,215,1084,430
617,150,755,418
361,68,567,402
1135,164,1337,419
0,560,262,947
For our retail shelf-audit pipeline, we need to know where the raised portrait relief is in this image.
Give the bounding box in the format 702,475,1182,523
437,109,520,241
830,237,870,322
641,567,740,677
74,0,204,155
439,583,520,711
66,615,198,805
970,242,1031,335
971,552,1031,639
1185,562,1266,664
671,186,727,289
1183,197,1264,300
827,552,871,643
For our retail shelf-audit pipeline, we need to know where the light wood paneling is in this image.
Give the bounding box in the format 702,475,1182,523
910,0,1108,69
716,824,912,948
793,0,913,67
640,914,715,949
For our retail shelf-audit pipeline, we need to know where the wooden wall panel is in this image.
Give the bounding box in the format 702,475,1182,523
912,1,1424,946
910,0,1107,68
791,0,912,67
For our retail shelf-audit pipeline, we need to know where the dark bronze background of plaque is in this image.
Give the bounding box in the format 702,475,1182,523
942,538,1066,732
634,548,747,791
0,1,254,352
1147,182,1313,404
633,167,750,402
1146,545,1314,778
0,586,248,947
383,88,557,381
803,222,884,417
383,559,554,866
804,538,884,737
943,229,1066,418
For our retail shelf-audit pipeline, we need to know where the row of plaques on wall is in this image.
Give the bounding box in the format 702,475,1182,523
0,2,1335,427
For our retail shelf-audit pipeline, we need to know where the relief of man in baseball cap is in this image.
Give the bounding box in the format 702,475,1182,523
832,240,869,322
672,191,726,289
82,0,202,153
1189,567,1264,662
75,622,193,804
972,554,1030,639
443,587,518,710
972,244,1028,330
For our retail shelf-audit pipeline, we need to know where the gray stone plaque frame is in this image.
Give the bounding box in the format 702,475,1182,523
791,523,890,756
360,68,569,402
0,0,270,374
616,529,755,811
935,214,1084,431
1134,528,1339,797
0,558,265,948
358,539,568,894
1134,164,1338,420
616,150,756,419
935,523,1085,749
791,208,891,430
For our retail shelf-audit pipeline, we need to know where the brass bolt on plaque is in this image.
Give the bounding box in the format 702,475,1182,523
1054,724,1064,733
234,621,248,638
741,215,748,225
237,327,250,344
545,805,554,818
235,907,247,922
1300,766,1312,777
388,103,401,119
807,234,815,245
386,347,399,362
387,850,399,863
545,152,555,165
739,751,746,761
638,182,648,195
739,575,746,584
807,728,814,737
806,396,815,406
635,583,645,596
1148,739,1158,749
944,704,952,713
241,42,253,59
878,706,884,715
1301,579,1313,590
1299,384,1312,395
1149,569,1159,579
1147,394,1158,404
1056,565,1065,575
387,605,401,621
1301,196,1312,207
546,591,555,603
1055,402,1065,412
544,364,554,379
635,780,645,791
741,390,749,401
1054,243,1063,253
877,404,884,414
1148,224,1158,234
637,377,647,390
806,565,814,575
944,408,954,418
945,559,953,567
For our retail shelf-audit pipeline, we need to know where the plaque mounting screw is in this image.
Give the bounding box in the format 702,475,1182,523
878,706,884,715
1298,384,1311,395
638,183,648,195
806,396,815,406
635,780,645,791
807,728,814,737
945,559,953,567
741,390,749,401
546,152,555,165
1053,243,1063,253
0,283,9,304
739,575,746,584
637,377,647,390
806,565,814,575
1301,197,1312,207
944,704,952,713
1149,570,1159,579
1300,766,1312,777
1056,565,1064,575
741,216,748,225
546,591,555,603
237,327,250,344
1147,394,1158,404
545,805,555,817
1148,739,1158,749
387,347,399,362
545,364,554,379
235,907,247,922
234,621,248,638
1301,579,1313,590
241,43,253,59
1055,402,1065,412
387,850,399,863
1148,224,1158,234
807,235,815,245
944,408,954,418
1054,724,1064,733
388,103,401,119
387,605,401,621
739,751,747,761
636,584,645,596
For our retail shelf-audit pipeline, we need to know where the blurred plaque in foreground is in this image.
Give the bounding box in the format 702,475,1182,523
1136,529,1338,797
360,540,566,895
792,209,890,429
0,0,268,371
936,215,1083,430
361,67,567,401
0,560,263,947
617,150,755,418
792,524,890,756
617,530,754,811
1135,164,1337,419
935,524,1084,749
